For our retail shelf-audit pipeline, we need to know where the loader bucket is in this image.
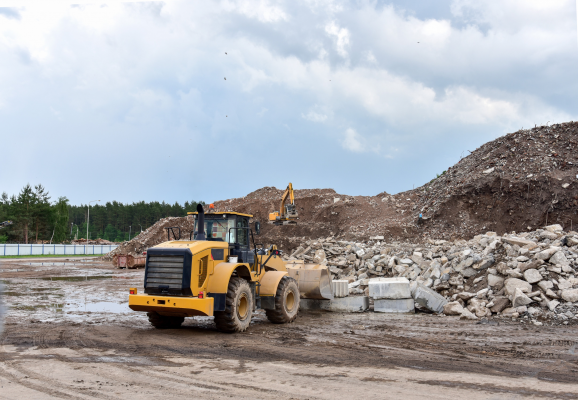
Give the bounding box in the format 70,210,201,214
286,263,334,300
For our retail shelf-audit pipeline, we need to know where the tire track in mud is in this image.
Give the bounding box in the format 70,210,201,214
0,360,115,400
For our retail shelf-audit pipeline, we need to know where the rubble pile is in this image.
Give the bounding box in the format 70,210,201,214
285,224,578,324
104,216,195,259
210,122,578,244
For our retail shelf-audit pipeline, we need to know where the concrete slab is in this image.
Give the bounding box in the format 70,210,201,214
332,280,349,298
329,296,369,312
374,298,415,313
368,277,411,300
299,296,369,312
414,284,448,313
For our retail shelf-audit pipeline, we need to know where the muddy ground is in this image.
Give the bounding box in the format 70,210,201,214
1,258,578,399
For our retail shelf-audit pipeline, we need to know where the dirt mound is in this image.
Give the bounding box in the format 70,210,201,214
105,216,195,258
107,122,578,256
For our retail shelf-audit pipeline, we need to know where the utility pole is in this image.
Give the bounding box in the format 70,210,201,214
87,200,100,243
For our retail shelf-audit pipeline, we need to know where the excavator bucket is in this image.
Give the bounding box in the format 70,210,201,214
286,262,334,300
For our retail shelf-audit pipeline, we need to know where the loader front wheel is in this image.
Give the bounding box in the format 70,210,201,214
214,278,253,333
266,276,300,324
147,312,184,329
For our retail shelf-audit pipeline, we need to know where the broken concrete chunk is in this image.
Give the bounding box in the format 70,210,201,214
561,289,578,303
487,274,504,288
549,251,569,266
523,269,542,284
504,278,532,296
413,284,448,313
491,297,510,313
512,288,533,307
443,301,464,315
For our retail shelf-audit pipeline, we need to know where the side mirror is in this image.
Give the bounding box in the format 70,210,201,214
254,221,261,235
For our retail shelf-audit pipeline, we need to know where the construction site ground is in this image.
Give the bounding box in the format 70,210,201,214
1,258,578,399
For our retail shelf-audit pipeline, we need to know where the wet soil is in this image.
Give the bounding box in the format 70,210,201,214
1,259,578,399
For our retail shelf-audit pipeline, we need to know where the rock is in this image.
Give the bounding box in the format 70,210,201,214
483,167,495,174
547,299,560,311
473,256,495,271
519,260,542,272
504,278,532,296
313,249,327,264
540,231,559,240
460,308,478,320
538,280,554,291
462,267,477,278
457,292,476,300
535,247,560,260
368,277,411,300
487,274,504,288
512,288,533,307
355,248,365,258
561,289,578,302
545,224,564,233
491,297,510,313
413,284,448,313
400,258,413,265
523,269,542,284
562,183,570,189
468,298,490,318
503,237,536,248
329,266,341,275
549,251,569,266
443,301,464,316
501,308,519,318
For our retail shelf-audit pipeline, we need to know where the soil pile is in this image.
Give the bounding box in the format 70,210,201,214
107,122,578,255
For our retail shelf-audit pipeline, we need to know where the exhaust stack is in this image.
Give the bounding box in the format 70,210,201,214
196,204,206,240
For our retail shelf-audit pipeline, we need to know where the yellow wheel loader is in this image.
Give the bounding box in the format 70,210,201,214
128,204,333,332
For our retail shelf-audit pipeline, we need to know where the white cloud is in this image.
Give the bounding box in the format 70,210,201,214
341,128,364,152
325,21,350,58
302,110,328,122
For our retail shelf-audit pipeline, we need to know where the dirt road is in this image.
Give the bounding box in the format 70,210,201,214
1,258,578,399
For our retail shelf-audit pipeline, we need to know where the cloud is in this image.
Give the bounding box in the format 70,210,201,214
0,0,577,203
325,21,350,58
302,110,328,122
341,128,364,152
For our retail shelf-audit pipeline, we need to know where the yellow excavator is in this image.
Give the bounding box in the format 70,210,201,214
269,183,298,225
128,204,333,332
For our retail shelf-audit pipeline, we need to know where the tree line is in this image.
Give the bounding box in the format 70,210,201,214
0,184,203,244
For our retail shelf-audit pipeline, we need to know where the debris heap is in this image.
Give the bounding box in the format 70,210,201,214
285,224,578,324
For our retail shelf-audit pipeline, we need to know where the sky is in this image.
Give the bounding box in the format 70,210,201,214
0,0,577,205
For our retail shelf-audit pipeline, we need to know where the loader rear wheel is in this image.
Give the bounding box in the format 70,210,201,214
266,276,300,324
214,278,253,333
147,312,184,329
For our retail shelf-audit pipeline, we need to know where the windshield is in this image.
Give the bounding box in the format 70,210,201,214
194,217,235,242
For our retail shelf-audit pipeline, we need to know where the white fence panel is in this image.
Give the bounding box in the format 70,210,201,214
0,244,118,256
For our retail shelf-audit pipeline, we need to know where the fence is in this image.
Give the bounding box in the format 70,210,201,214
0,244,118,256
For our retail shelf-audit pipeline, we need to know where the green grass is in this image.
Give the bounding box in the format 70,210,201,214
0,254,105,259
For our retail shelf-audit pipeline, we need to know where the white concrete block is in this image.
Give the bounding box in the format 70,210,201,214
413,284,448,313
330,296,369,312
368,277,411,300
332,280,349,298
299,297,369,312
374,298,415,313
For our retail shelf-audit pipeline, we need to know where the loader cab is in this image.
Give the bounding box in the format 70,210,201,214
189,211,255,265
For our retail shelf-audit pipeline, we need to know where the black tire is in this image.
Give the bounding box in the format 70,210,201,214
214,278,253,333
147,312,184,329
265,276,300,324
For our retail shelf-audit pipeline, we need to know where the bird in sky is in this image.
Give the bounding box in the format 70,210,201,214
225,52,227,55
224,77,226,80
